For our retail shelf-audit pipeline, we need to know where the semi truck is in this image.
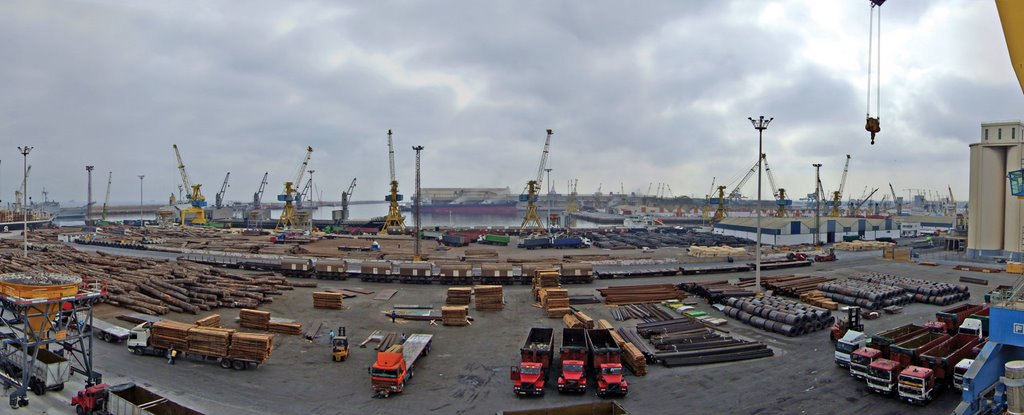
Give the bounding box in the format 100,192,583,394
479,234,511,246
71,382,204,415
850,347,882,379
370,333,433,398
519,238,553,250
552,237,587,249
897,334,983,404
441,234,469,247
0,342,71,396
953,358,974,391
85,318,132,343
835,330,866,368
511,328,555,396
557,328,589,393
867,331,950,395
587,329,628,397
127,322,271,370
935,304,986,335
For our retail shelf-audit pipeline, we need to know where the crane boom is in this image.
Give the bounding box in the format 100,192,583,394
853,188,879,214
763,154,779,198
346,178,357,198
172,144,193,200
387,130,397,183
294,146,313,188
253,172,268,208
215,172,230,209
838,154,851,198
729,159,759,200
534,129,553,184
102,172,112,220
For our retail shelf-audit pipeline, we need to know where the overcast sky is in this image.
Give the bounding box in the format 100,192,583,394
2,0,1022,206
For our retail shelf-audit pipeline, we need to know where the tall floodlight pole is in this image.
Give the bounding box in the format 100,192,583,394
86,166,94,225
813,163,823,247
138,175,145,227
18,146,32,257
412,145,424,261
748,116,772,295
545,168,553,232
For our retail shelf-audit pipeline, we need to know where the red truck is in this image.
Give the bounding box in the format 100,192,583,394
850,347,883,379
587,329,628,397
897,334,983,404
557,328,588,393
935,304,986,335
511,328,555,396
866,332,950,395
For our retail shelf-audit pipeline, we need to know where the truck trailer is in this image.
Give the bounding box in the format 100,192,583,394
511,328,555,396
898,334,983,404
0,342,71,396
935,304,986,335
869,324,928,357
370,333,433,398
86,318,132,343
72,382,204,415
127,322,272,370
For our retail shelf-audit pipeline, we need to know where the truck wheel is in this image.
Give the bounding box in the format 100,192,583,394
131,347,143,356
232,360,246,370
9,396,18,410
220,359,232,369
76,405,86,415
30,380,45,396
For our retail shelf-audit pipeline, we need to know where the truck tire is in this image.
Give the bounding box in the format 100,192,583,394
30,379,45,396
220,359,232,369
131,347,143,356
76,405,86,415
232,360,246,370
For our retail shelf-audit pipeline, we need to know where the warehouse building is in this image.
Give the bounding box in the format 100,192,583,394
712,217,899,246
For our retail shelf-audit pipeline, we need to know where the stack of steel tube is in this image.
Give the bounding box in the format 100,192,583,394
676,280,755,303
721,296,834,337
816,279,911,310
848,273,970,305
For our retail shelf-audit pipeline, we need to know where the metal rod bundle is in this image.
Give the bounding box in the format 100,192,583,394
722,296,834,337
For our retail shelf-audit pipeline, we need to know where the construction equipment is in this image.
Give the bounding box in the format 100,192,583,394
831,306,864,343
711,185,728,222
864,0,885,144
763,154,792,217
0,343,71,396
249,172,268,228
101,171,112,221
339,178,357,222
852,188,879,216
171,144,207,225
829,154,851,217
888,183,902,216
511,327,554,396
72,383,203,415
381,130,405,234
948,185,957,215
276,146,313,231
214,172,230,209
520,129,553,232
815,247,837,262
702,177,715,221
712,157,759,221
298,170,315,210
412,145,424,261
370,333,433,398
332,327,349,362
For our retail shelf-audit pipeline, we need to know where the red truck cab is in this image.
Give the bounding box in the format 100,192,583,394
558,328,589,393
557,360,586,392
511,327,554,396
866,358,901,395
850,347,881,379
588,329,628,397
71,383,111,413
370,351,408,396
511,362,546,395
897,365,936,405
596,364,627,397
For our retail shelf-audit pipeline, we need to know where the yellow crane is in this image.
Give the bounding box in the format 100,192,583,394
702,177,715,221
762,154,791,217
712,185,728,222
172,144,207,225
381,130,405,234
713,158,759,222
829,155,851,217
520,129,553,232
277,146,313,230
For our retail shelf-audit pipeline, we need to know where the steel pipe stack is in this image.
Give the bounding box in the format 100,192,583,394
848,273,970,305
721,296,834,337
816,279,910,310
677,280,755,303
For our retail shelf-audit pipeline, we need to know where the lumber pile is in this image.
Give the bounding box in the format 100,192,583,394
473,285,504,311
268,321,303,335
596,284,685,306
621,342,648,376
539,288,570,318
573,310,594,329
239,309,271,330
441,306,469,326
186,326,234,357
312,292,344,309
688,245,746,258
195,314,221,327
563,312,583,328
445,287,472,305
836,240,891,251
760,275,836,297
228,332,274,362
150,320,192,350
531,269,561,301
799,290,838,310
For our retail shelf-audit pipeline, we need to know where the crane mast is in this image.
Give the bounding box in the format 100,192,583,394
102,172,112,221
520,129,553,232
215,172,230,209
381,130,406,234
830,154,851,217
277,146,313,230
888,182,901,216
171,144,207,225
248,172,269,229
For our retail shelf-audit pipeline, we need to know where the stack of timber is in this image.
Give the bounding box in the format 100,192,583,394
597,284,685,306
595,319,647,376
882,245,913,261
849,273,970,305
195,314,221,327
816,280,912,310
312,292,344,309
228,332,274,362
462,248,499,261
759,275,836,297
799,290,839,310
187,326,234,356
239,309,271,330
268,321,303,335
688,245,747,258
835,240,892,251
678,280,754,303
531,269,562,301
539,288,570,318
473,285,504,311
445,287,472,305
441,306,469,326
563,312,583,328
149,320,192,350
0,245,308,316
721,296,834,337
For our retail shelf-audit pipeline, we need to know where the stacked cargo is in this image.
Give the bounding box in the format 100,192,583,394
560,263,595,284
597,284,686,306
228,332,274,362
688,245,746,257
800,290,839,310
186,326,234,356
268,322,303,335
312,292,344,309
816,280,911,310
532,269,561,301
441,306,469,326
540,289,570,318
721,296,834,337
239,309,271,330
474,285,504,311
849,273,970,305
445,287,472,305
149,320,191,350
195,314,221,327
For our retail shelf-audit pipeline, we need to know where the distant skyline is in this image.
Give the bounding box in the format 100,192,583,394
2,0,1021,207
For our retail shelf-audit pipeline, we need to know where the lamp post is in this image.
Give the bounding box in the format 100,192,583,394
545,168,553,232
813,163,822,247
18,146,32,257
138,175,145,227
412,145,424,261
748,116,772,295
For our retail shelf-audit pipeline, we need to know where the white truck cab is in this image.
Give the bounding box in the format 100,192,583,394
959,318,984,338
835,330,867,368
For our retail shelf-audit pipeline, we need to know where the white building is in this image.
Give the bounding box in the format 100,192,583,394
967,121,1024,260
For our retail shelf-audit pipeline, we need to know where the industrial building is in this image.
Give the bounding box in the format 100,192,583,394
712,217,899,246
967,121,1024,260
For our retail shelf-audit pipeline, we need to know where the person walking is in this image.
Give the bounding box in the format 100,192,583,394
329,329,335,340
390,309,398,323
167,347,176,365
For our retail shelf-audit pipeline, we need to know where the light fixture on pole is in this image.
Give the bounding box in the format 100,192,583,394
748,116,773,295
813,163,823,247
18,146,32,257
138,175,145,227
412,145,424,261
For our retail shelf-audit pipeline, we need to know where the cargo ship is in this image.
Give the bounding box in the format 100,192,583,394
402,201,518,215
0,209,54,231
401,187,519,215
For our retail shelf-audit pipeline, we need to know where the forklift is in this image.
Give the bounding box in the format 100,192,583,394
830,306,864,342
332,327,349,362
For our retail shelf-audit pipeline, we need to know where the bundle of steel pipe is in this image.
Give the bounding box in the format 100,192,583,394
721,296,834,337
596,284,685,305
611,303,674,322
848,273,970,305
757,275,836,297
677,280,755,303
816,280,909,310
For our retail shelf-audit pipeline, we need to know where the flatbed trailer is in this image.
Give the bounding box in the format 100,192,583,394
86,318,132,343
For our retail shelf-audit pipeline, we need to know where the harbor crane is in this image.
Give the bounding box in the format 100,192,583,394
520,129,553,232
381,130,406,234
702,177,716,221
762,154,792,217
339,178,356,221
947,185,957,215
888,182,902,216
298,170,315,210
214,172,230,209
851,188,879,216
249,172,268,228
172,144,207,225
713,157,759,221
276,146,313,230
101,172,112,221
829,154,851,217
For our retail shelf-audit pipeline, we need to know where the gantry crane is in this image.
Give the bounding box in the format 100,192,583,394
381,130,405,234
762,154,792,217
172,144,207,225
829,154,851,217
214,172,230,209
249,172,268,228
277,146,313,230
101,172,112,221
520,129,553,232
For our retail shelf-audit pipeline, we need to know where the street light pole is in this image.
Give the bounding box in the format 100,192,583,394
412,145,424,261
138,175,145,227
813,163,823,247
545,168,553,232
748,116,772,295
18,146,32,257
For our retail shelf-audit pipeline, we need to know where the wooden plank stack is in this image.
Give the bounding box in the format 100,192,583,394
573,310,594,329
532,269,561,301
312,292,344,309
228,332,274,362
149,320,192,350
688,245,746,257
563,312,583,328
441,306,469,326
186,326,235,357
540,288,570,318
799,290,839,310
445,287,472,305
239,309,271,330
268,321,303,335
195,314,221,327
837,240,892,251
621,342,648,376
473,285,504,311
